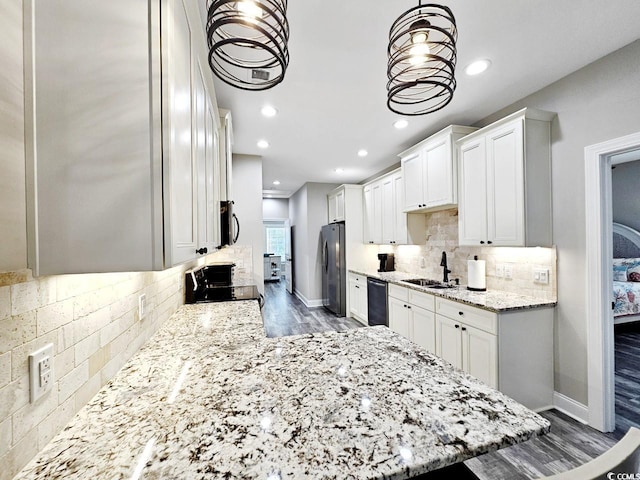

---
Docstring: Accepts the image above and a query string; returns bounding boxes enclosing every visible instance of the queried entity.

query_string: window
[264,224,286,258]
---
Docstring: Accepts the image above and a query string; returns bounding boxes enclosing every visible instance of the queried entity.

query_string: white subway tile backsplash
[0,376,29,421]
[72,307,110,343]
[74,331,100,365]
[0,352,10,389]
[0,417,11,458]
[37,395,74,450]
[0,311,36,355]
[11,386,58,445]
[0,286,10,319]
[55,347,75,381]
[58,360,89,404]
[10,330,57,381]
[36,299,73,336]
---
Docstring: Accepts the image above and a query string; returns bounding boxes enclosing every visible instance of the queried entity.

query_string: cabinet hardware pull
[458,311,464,316]
[480,241,485,245]
[461,327,467,331]
[455,324,460,328]
[196,247,208,255]
[487,240,493,245]
[407,306,411,309]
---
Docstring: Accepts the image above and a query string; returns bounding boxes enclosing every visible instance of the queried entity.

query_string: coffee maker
[377,253,395,272]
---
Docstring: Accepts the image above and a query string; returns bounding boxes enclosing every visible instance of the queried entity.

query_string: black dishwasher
[367,277,388,326]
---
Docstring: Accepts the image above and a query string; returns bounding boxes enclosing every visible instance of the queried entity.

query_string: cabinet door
[363,185,374,244]
[335,189,345,221]
[435,314,463,369]
[402,151,424,211]
[462,324,498,388]
[381,176,395,244]
[411,305,435,354]
[389,297,411,339]
[358,281,368,322]
[371,181,383,244]
[349,280,359,318]
[393,172,408,245]
[167,0,197,266]
[486,119,524,246]
[328,193,338,223]
[425,137,454,207]
[210,108,221,248]
[458,138,487,246]
[194,62,211,255]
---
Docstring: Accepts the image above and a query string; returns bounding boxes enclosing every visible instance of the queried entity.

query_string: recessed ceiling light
[393,119,409,129]
[465,59,491,76]
[261,105,277,117]
[335,168,344,173]
[257,139,269,149]
[357,149,368,157]
[272,180,280,185]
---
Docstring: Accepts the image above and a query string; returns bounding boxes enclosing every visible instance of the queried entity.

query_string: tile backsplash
[390,209,557,301]
[0,247,248,480]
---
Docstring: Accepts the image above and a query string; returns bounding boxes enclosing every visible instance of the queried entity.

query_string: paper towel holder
[467,255,487,292]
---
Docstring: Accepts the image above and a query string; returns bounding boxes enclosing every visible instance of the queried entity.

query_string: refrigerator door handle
[323,241,328,272]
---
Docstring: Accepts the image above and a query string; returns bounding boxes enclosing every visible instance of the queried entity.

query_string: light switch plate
[534,268,550,284]
[29,343,54,403]
[495,264,504,278]
[504,264,513,279]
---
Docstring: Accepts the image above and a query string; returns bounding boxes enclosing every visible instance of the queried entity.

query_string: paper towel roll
[467,258,486,291]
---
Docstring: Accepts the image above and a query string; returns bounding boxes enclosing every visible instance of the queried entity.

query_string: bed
[613,222,640,324]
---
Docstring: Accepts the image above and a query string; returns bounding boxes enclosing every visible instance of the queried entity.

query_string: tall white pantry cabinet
[24,0,224,275]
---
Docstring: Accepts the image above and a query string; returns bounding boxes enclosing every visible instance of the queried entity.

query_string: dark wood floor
[614,322,640,439]
[261,281,638,479]
[262,279,363,338]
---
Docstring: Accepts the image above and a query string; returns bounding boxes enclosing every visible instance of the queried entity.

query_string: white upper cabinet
[362,169,425,245]
[24,0,222,275]
[218,109,233,201]
[457,108,554,247]
[400,126,477,213]
[328,188,346,223]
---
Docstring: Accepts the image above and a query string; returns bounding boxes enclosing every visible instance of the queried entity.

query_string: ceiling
[205,1,640,198]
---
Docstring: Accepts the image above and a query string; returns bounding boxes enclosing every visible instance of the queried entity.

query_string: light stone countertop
[14,301,550,480]
[350,269,557,313]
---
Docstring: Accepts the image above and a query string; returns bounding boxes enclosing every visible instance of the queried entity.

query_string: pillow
[629,264,640,282]
[614,264,628,281]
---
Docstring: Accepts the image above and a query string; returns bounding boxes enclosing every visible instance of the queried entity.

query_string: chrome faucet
[440,251,451,283]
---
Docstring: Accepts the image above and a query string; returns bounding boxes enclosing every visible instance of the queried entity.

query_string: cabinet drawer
[408,289,435,312]
[388,283,409,302]
[349,273,366,285]
[435,298,497,335]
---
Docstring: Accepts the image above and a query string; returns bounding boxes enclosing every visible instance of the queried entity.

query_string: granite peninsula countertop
[15,302,550,480]
[350,269,557,313]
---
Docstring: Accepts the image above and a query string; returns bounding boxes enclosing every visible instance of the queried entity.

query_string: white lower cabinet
[348,273,368,324]
[435,297,553,410]
[388,284,435,354]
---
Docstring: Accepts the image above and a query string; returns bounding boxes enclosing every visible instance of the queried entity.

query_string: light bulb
[237,1,262,19]
[409,43,430,65]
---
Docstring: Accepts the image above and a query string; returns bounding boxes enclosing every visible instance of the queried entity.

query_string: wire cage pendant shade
[387,2,457,116]
[207,0,289,91]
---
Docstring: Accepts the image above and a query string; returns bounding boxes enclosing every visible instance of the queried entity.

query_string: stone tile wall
[0,247,246,480]
[391,209,557,301]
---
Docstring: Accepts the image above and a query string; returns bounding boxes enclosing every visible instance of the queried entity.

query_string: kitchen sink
[403,278,456,289]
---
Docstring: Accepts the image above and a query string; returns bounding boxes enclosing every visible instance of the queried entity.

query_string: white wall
[477,39,640,405]
[288,182,337,306]
[262,198,289,220]
[232,155,264,292]
[613,159,640,232]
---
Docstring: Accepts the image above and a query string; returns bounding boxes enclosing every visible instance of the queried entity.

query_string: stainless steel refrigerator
[321,223,346,316]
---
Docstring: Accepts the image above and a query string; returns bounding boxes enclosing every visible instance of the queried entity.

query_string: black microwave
[220,200,240,246]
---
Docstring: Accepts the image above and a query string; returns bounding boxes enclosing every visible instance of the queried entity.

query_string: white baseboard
[294,290,323,308]
[553,391,589,424]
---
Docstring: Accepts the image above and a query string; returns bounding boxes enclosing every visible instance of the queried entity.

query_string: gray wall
[478,39,640,405]
[288,182,337,305]
[232,155,264,292]
[613,159,640,232]
[262,198,289,220]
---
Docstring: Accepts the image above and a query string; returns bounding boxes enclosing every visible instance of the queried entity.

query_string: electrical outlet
[495,264,504,278]
[534,268,550,284]
[504,264,513,279]
[29,343,54,403]
[139,293,147,319]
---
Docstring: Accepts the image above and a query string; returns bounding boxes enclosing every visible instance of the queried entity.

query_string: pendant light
[387,2,457,116]
[207,0,289,91]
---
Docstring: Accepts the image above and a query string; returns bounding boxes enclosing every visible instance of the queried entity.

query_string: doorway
[586,131,640,432]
